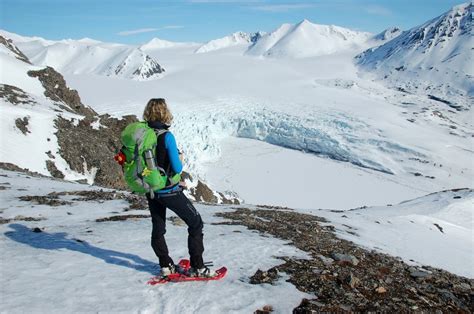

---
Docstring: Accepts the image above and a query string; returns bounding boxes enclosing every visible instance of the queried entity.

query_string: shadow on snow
[4,223,157,275]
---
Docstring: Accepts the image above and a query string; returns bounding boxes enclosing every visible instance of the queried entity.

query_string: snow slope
[246,19,372,58]
[0,30,165,81]
[0,38,95,183]
[0,170,310,313]
[141,37,197,50]
[313,188,474,278]
[0,170,471,313]
[356,2,473,108]
[195,31,263,53]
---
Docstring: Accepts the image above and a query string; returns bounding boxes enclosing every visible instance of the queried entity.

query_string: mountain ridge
[356,2,473,108]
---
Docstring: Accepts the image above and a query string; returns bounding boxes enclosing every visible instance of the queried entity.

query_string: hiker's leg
[160,192,204,269]
[147,195,174,267]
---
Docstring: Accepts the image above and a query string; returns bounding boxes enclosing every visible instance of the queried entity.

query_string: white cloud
[365,5,392,16]
[252,3,317,12]
[118,26,184,36]
[117,28,158,36]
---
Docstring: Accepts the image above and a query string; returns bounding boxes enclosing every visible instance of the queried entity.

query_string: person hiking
[142,98,215,278]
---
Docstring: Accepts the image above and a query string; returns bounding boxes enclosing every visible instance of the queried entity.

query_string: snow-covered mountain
[356,2,473,108]
[0,30,165,81]
[0,35,98,182]
[195,31,264,53]
[373,27,403,42]
[141,37,197,50]
[246,19,372,58]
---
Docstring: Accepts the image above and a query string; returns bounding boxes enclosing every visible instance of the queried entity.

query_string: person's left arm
[164,132,183,174]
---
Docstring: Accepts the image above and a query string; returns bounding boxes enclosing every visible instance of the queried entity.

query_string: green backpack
[120,122,174,197]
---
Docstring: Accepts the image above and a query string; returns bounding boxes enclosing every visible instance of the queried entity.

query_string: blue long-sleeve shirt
[164,132,182,174]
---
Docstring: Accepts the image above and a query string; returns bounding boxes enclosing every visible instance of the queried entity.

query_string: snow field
[0,171,311,313]
[311,189,474,278]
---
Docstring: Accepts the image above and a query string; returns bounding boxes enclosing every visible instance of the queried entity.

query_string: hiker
[142,98,214,278]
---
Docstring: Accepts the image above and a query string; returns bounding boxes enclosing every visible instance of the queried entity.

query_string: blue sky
[0,0,465,44]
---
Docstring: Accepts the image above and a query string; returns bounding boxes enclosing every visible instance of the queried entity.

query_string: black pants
[147,190,204,269]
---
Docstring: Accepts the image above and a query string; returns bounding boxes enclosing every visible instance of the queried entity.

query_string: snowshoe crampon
[147,259,227,285]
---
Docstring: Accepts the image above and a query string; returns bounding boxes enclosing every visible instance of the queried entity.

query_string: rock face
[28,67,96,117]
[0,35,31,64]
[216,208,473,312]
[55,114,137,189]
[0,84,35,105]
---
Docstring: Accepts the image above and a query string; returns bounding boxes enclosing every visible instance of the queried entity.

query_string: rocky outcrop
[0,35,31,64]
[28,67,96,117]
[216,208,473,312]
[15,117,30,134]
[0,84,36,105]
[132,55,165,80]
[55,114,137,189]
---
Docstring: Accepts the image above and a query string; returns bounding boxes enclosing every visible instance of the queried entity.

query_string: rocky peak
[400,2,471,52]
[132,54,165,80]
[113,49,165,81]
[0,35,31,64]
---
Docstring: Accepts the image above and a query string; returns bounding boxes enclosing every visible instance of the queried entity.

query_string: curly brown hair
[143,98,173,125]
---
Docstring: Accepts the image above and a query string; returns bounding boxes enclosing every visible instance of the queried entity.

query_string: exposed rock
[0,84,36,105]
[0,215,46,225]
[332,253,360,266]
[0,35,31,64]
[250,268,280,285]
[409,268,432,279]
[28,67,96,117]
[192,180,218,203]
[254,305,274,314]
[318,254,334,266]
[19,195,72,207]
[216,208,473,312]
[96,214,150,222]
[54,114,137,189]
[190,180,239,204]
[48,190,148,211]
[46,160,65,179]
[0,162,55,179]
[345,273,361,289]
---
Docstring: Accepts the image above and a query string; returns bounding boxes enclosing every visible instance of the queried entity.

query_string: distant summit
[246,19,372,58]
[0,35,31,64]
[357,2,473,108]
[1,31,165,81]
[373,27,402,42]
[195,31,265,53]
[141,37,197,50]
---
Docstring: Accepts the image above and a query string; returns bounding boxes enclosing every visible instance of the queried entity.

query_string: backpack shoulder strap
[154,129,168,139]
